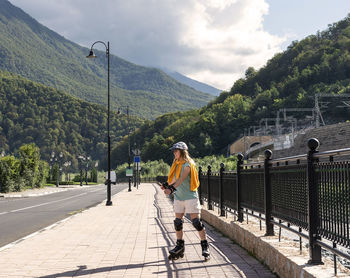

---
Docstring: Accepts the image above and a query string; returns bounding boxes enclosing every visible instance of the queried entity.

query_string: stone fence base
[201,208,350,278]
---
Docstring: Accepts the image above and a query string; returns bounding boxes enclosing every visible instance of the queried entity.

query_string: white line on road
[1,186,105,215]
[9,192,88,213]
[0,186,108,216]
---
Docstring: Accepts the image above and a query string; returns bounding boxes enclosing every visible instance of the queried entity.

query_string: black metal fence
[199,138,350,271]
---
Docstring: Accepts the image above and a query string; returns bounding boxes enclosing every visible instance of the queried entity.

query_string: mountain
[112,15,350,164]
[0,70,145,167]
[162,69,221,96]
[0,0,213,119]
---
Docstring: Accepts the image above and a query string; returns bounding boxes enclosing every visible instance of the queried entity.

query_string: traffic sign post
[126,168,133,177]
[134,156,140,163]
[133,156,141,188]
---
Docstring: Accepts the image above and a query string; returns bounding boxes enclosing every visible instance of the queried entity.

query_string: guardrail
[199,138,350,274]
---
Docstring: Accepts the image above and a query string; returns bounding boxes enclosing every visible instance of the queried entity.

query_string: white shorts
[173,198,201,214]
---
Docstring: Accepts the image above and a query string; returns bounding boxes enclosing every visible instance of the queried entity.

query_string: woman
[161,141,210,261]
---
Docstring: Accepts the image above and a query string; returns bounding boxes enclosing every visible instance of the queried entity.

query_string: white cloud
[11,0,286,90]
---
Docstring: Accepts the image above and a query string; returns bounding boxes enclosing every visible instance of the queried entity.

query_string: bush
[0,143,50,193]
[18,143,41,188]
[0,156,21,192]
[195,155,237,172]
[112,155,237,181]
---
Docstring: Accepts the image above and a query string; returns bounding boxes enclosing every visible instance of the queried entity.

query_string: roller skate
[201,240,210,261]
[168,239,185,260]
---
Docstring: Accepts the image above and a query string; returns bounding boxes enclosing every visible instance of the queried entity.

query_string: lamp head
[86,50,96,58]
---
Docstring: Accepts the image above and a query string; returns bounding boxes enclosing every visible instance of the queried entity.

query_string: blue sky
[10,0,350,90]
[264,0,350,49]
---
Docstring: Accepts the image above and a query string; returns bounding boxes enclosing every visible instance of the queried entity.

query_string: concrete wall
[274,122,350,158]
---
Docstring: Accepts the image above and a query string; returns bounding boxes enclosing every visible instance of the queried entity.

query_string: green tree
[0,156,21,192]
[18,143,40,188]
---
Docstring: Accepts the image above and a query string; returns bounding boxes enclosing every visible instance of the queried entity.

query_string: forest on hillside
[0,71,145,170]
[112,15,350,165]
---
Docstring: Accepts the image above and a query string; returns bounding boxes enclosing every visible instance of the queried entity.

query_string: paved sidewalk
[0,183,276,277]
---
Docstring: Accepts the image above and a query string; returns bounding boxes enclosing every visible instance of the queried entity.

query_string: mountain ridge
[162,69,221,96]
[0,0,213,119]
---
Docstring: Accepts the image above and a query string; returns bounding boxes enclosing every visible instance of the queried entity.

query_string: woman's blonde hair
[179,149,195,165]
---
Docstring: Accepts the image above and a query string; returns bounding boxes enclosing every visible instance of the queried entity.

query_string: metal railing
[199,138,350,274]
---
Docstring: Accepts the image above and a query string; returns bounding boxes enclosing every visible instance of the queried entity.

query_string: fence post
[207,165,213,210]
[264,149,274,236]
[307,138,323,265]
[237,153,244,222]
[219,163,225,216]
[198,166,203,205]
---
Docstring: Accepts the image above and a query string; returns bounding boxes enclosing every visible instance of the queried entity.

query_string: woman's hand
[164,188,171,195]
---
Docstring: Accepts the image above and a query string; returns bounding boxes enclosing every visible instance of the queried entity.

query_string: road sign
[126,168,133,177]
[134,156,140,163]
[133,149,141,156]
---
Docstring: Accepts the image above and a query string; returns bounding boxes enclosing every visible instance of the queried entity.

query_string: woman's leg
[175,212,184,239]
[189,213,206,240]
[190,212,210,259]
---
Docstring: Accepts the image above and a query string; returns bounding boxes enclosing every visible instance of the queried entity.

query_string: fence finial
[308,138,319,151]
[264,149,272,159]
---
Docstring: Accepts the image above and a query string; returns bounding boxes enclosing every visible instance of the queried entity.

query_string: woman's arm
[173,166,190,188]
[164,166,190,195]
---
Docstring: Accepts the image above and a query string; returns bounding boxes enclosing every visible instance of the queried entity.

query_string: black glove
[162,181,169,187]
[161,181,176,194]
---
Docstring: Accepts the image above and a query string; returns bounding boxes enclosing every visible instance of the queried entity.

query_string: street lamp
[63,161,71,183]
[50,151,55,182]
[51,151,63,187]
[94,161,99,183]
[86,41,112,206]
[85,156,90,185]
[118,106,131,192]
[78,155,90,186]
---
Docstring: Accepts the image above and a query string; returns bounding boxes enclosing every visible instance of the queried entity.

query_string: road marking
[9,192,88,213]
[0,186,110,215]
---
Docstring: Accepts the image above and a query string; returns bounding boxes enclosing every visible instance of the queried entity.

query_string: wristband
[168,185,176,194]
[161,181,176,194]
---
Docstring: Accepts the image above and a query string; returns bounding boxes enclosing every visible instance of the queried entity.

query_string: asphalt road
[0,183,128,248]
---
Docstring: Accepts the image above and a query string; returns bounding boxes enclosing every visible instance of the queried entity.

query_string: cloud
[11,0,286,90]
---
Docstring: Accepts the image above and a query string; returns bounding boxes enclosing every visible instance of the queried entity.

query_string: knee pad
[174,218,183,231]
[192,218,204,231]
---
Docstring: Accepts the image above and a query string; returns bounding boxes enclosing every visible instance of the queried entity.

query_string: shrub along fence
[199,138,350,275]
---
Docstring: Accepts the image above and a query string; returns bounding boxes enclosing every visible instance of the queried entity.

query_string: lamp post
[78,155,83,186]
[63,161,71,183]
[118,106,131,192]
[51,151,63,187]
[50,151,55,182]
[78,155,90,186]
[86,41,112,206]
[85,156,90,185]
[94,161,99,183]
